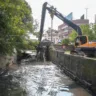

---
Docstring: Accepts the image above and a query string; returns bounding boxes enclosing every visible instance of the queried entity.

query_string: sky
[26,0,96,33]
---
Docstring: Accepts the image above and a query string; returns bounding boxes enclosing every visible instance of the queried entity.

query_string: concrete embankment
[0,54,17,77]
[0,55,16,69]
[50,49,96,94]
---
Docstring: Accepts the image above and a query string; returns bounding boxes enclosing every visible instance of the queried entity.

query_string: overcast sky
[26,0,96,31]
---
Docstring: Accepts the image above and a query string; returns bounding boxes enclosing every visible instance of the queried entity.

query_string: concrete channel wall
[50,49,96,93]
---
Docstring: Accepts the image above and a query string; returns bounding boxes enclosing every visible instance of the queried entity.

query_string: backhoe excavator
[39,2,96,57]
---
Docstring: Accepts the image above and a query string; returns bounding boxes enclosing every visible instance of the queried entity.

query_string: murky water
[0,61,92,96]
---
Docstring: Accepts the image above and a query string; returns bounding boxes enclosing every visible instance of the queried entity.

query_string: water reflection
[0,75,27,96]
[0,62,92,96]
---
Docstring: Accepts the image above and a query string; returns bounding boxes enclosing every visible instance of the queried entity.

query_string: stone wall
[50,49,96,94]
[0,54,17,69]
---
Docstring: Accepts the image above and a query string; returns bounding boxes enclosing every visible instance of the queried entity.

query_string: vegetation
[19,39,39,50]
[69,24,96,43]
[61,38,70,45]
[32,19,40,39]
[0,0,38,55]
[60,24,96,45]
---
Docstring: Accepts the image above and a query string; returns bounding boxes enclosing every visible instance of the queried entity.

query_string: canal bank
[50,49,96,94]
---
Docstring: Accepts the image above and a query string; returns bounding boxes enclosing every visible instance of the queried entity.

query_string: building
[43,19,89,44]
[58,19,89,41]
[43,28,59,44]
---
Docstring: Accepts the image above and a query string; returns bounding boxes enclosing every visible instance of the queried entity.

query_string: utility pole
[85,8,88,19]
[51,18,53,42]
[95,14,96,24]
[49,6,55,42]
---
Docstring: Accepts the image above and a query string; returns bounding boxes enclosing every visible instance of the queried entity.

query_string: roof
[58,19,89,29]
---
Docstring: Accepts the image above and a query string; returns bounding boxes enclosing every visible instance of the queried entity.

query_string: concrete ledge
[50,49,96,94]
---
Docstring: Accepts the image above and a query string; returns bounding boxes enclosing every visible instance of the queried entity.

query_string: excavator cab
[75,36,88,47]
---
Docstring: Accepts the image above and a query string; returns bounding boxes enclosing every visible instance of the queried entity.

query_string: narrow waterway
[2,61,92,96]
[0,61,92,96]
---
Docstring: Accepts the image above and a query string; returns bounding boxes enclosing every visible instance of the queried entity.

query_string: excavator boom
[38,2,96,57]
[39,2,82,41]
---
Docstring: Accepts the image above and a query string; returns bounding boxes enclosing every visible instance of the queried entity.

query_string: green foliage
[61,38,70,45]
[25,40,39,50]
[33,32,40,39]
[32,19,40,39]
[69,24,96,43]
[80,24,93,40]
[92,24,96,40]
[69,30,77,43]
[0,0,35,54]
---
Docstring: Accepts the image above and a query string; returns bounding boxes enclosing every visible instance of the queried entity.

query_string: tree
[69,24,96,43]
[80,24,93,40]
[69,30,77,43]
[32,19,40,39]
[90,24,96,40]
[0,0,34,54]
[61,38,70,45]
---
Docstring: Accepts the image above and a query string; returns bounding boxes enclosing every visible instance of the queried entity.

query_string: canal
[0,61,92,96]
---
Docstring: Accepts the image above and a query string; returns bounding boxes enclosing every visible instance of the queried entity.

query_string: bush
[61,38,70,45]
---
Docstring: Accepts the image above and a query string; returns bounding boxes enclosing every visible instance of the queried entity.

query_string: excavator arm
[39,2,82,41]
[38,2,96,58]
